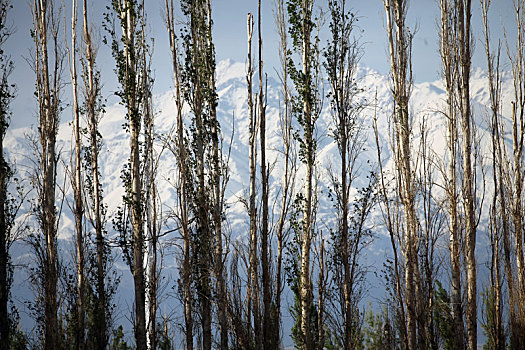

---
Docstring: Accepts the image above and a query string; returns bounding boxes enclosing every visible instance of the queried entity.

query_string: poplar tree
[179,0,225,347]
[0,1,14,348]
[323,1,371,347]
[30,0,64,347]
[81,0,111,347]
[106,1,150,347]
[65,0,86,346]
[286,0,322,348]
[164,1,193,348]
[382,0,420,348]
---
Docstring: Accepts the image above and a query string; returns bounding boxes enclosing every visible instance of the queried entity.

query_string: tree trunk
[32,0,60,347]
[439,1,465,347]
[456,2,477,349]
[67,1,85,347]
[0,1,11,345]
[257,2,272,349]
[383,1,419,348]
[164,2,193,348]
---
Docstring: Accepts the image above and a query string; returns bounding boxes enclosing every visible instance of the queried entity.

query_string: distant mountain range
[4,59,513,345]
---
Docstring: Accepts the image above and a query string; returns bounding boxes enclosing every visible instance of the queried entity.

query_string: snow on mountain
[4,59,512,343]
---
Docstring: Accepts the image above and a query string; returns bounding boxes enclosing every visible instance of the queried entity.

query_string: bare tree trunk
[455,2,477,348]
[383,1,419,348]
[81,0,106,346]
[0,1,12,348]
[165,2,193,348]
[246,12,261,350]
[481,1,504,347]
[509,2,525,343]
[206,0,228,345]
[317,238,325,350]
[32,0,62,347]
[373,103,408,349]
[274,1,293,346]
[66,0,85,347]
[257,2,271,349]
[439,1,465,348]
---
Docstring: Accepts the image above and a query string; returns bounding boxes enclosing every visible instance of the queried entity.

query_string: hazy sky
[5,0,515,130]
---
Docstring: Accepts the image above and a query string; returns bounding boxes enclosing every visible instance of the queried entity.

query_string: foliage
[433,281,456,350]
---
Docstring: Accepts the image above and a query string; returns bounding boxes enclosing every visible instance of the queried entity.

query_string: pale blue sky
[5,0,515,130]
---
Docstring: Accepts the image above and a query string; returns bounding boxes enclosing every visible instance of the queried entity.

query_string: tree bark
[257,2,272,349]
[383,1,419,348]
[165,2,193,347]
[456,2,477,349]
[67,0,85,347]
[439,1,465,347]
[32,0,61,347]
[81,0,106,347]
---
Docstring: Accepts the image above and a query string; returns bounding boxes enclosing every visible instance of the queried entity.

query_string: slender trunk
[0,36,8,349]
[317,239,325,350]
[456,2,477,348]
[0,1,10,342]
[33,1,60,347]
[117,2,147,347]
[510,1,525,334]
[257,2,271,349]
[383,1,418,348]
[164,2,193,348]
[299,3,314,349]
[187,3,211,347]
[82,0,106,345]
[204,3,227,347]
[373,108,408,349]
[0,136,6,350]
[67,1,85,347]
[439,2,465,346]
[247,12,261,349]
[274,1,290,345]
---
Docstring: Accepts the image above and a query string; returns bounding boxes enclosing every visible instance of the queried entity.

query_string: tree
[246,10,261,349]
[30,0,64,347]
[65,0,86,346]
[81,0,111,347]
[273,0,297,346]
[323,1,373,348]
[480,0,505,348]
[178,0,224,348]
[438,1,465,348]
[164,1,193,348]
[286,0,322,347]
[0,1,15,348]
[382,0,420,348]
[105,1,150,347]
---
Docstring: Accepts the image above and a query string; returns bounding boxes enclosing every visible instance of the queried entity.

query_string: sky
[5,0,516,130]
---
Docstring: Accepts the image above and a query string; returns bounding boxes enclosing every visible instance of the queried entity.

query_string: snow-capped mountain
[4,59,512,345]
